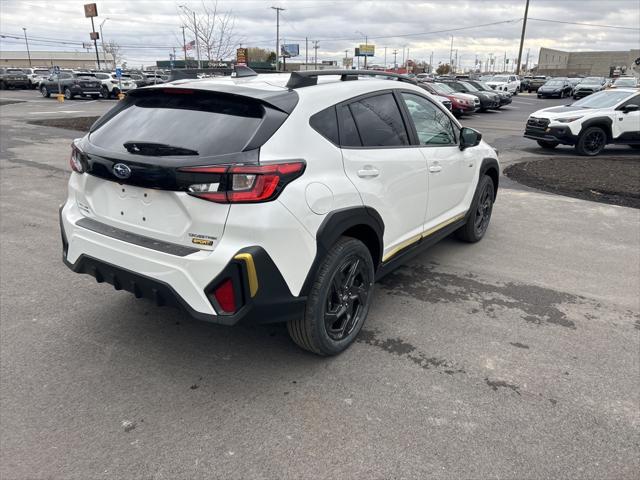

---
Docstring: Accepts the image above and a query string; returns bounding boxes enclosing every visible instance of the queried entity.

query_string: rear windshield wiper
[123,142,198,156]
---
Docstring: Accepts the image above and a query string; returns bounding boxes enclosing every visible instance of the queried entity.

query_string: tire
[64,87,73,100]
[560,90,565,99]
[628,145,640,150]
[287,237,375,356]
[528,88,532,93]
[456,175,495,243]
[537,140,559,149]
[0,81,5,90]
[513,89,518,96]
[573,95,578,99]
[575,126,607,156]
[40,85,50,98]
[101,86,110,99]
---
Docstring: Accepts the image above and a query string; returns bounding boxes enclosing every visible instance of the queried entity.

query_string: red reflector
[212,278,236,313]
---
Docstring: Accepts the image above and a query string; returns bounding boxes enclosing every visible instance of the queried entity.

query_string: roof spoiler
[286,69,418,89]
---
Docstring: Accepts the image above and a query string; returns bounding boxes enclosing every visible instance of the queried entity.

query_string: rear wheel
[40,85,50,98]
[287,237,374,356]
[575,126,607,156]
[456,175,495,243]
[101,86,110,99]
[537,140,559,149]
[64,87,73,100]
[560,90,565,98]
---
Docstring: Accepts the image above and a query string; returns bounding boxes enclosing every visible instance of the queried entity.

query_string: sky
[1,0,639,69]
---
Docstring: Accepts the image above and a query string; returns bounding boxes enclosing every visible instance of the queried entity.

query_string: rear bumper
[60,204,307,326]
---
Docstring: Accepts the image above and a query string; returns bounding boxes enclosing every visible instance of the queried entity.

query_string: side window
[337,105,362,147]
[620,95,640,108]
[309,106,339,145]
[60,73,71,80]
[401,93,456,146]
[348,93,409,147]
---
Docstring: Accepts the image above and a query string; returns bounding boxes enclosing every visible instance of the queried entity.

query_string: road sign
[236,48,248,66]
[281,44,299,58]
[90,31,99,40]
[115,67,122,78]
[84,3,98,17]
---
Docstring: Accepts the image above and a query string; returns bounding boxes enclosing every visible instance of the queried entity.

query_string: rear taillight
[179,161,305,204]
[70,144,85,173]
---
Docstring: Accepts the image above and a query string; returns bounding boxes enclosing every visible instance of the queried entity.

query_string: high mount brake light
[179,161,305,204]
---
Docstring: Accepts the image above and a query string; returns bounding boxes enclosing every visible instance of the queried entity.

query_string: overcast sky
[1,0,639,69]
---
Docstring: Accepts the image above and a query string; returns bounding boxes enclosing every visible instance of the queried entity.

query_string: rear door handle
[429,165,442,173]
[357,168,380,178]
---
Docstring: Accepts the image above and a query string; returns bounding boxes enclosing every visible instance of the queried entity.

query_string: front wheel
[64,87,73,100]
[560,90,565,98]
[456,175,495,243]
[537,140,559,149]
[575,126,607,156]
[101,86,110,99]
[287,237,374,356]
[40,85,50,98]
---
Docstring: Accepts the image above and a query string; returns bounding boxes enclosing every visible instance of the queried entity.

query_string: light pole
[271,6,285,71]
[22,28,31,67]
[355,30,368,69]
[516,0,530,75]
[179,5,201,68]
[99,18,109,70]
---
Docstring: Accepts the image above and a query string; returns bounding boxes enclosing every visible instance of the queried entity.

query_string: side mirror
[622,104,639,113]
[460,127,482,150]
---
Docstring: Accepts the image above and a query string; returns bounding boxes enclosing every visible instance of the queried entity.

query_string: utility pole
[503,51,507,72]
[181,26,187,67]
[344,49,348,70]
[383,46,387,70]
[305,37,308,65]
[449,35,453,69]
[89,16,101,70]
[407,47,410,72]
[402,47,405,69]
[313,40,319,68]
[22,28,31,67]
[524,48,530,74]
[193,11,201,68]
[392,49,398,71]
[429,51,433,73]
[99,18,109,69]
[516,0,530,75]
[454,49,458,73]
[271,6,285,71]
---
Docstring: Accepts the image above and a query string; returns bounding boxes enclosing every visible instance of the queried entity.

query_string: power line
[528,17,640,31]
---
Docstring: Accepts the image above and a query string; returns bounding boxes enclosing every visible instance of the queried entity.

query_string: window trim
[396,90,460,148]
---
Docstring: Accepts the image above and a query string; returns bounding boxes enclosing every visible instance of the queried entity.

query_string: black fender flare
[480,157,499,199]
[580,117,613,141]
[299,206,384,296]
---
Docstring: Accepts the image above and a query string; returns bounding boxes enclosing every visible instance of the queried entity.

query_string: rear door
[338,91,428,260]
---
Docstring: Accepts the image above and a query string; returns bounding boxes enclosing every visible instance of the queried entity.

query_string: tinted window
[338,105,362,147]
[620,94,640,108]
[401,93,456,146]
[90,90,266,157]
[348,93,409,147]
[310,106,339,145]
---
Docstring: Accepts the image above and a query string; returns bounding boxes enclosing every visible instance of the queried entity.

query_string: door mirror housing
[460,127,482,150]
[622,104,639,113]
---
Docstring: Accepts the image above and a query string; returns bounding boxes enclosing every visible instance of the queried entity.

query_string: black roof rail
[285,69,418,89]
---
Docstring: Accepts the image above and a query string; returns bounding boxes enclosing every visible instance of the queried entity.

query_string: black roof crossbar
[286,69,418,89]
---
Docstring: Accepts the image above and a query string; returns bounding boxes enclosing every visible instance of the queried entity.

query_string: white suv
[60,70,499,355]
[94,72,137,98]
[524,89,640,155]
[486,74,520,95]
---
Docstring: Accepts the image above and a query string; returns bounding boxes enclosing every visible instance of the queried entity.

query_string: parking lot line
[28,110,84,114]
[512,100,536,105]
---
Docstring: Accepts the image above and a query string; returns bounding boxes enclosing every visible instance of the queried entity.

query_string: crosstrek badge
[192,237,213,246]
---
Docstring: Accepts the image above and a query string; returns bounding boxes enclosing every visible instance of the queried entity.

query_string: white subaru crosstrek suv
[60,69,499,355]
[524,88,640,155]
[486,74,520,95]
[94,72,137,98]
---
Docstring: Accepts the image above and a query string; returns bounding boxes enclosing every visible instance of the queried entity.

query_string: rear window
[90,89,265,157]
[310,106,339,145]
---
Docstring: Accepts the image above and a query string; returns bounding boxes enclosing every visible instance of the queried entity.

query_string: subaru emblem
[113,163,131,179]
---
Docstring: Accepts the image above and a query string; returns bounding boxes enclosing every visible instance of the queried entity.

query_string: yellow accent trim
[381,212,467,263]
[234,253,259,298]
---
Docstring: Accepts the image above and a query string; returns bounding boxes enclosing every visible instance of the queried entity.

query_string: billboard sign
[236,48,248,65]
[358,44,375,57]
[281,44,300,58]
[84,3,98,17]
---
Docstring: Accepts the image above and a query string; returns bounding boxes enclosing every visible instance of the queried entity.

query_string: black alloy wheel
[324,256,370,341]
[474,180,494,238]
[576,127,607,156]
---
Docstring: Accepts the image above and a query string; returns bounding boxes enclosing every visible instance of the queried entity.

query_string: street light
[99,17,110,70]
[179,4,201,68]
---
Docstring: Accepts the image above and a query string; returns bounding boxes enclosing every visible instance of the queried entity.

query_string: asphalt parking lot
[1,88,639,479]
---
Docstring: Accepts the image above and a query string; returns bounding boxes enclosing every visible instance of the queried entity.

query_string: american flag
[185,40,195,51]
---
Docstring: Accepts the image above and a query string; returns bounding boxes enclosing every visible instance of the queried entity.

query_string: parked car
[525,76,548,93]
[466,80,512,107]
[127,73,147,88]
[143,73,166,85]
[572,77,607,99]
[0,67,29,89]
[93,72,137,98]
[486,74,520,95]
[478,75,494,82]
[21,67,50,89]
[520,75,533,92]
[40,71,102,99]
[537,79,573,99]
[440,79,501,111]
[60,69,499,355]
[418,81,478,116]
[609,77,639,89]
[567,77,582,95]
[524,88,640,155]
[416,73,435,81]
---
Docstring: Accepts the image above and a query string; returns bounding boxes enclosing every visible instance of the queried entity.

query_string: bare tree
[178,0,239,65]
[247,47,275,63]
[103,41,123,69]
